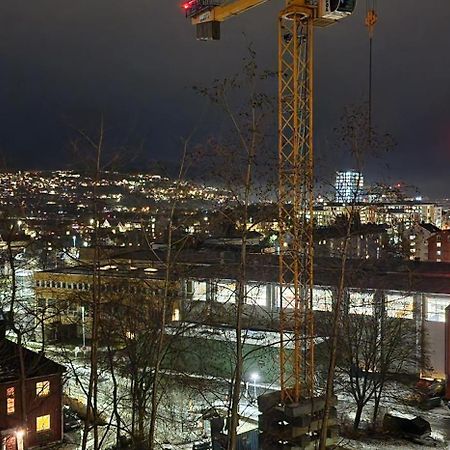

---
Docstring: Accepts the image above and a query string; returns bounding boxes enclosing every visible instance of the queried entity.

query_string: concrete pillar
[413,293,426,376]
[445,305,450,399]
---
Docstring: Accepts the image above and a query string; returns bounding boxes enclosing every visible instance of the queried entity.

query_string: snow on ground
[343,438,446,449]
[336,400,450,449]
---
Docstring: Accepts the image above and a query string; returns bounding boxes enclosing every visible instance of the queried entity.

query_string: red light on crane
[182,0,196,10]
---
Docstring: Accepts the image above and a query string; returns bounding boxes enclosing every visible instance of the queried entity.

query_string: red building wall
[428,231,450,262]
[0,373,62,448]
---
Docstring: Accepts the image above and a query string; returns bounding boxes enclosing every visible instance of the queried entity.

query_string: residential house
[0,322,65,449]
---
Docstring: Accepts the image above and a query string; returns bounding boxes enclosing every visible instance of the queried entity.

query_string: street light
[249,372,259,399]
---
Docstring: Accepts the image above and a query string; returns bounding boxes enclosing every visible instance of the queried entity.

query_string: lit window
[6,387,14,415]
[191,281,207,302]
[386,294,414,319]
[349,291,374,316]
[126,331,135,339]
[36,381,50,397]
[437,242,442,248]
[313,288,333,312]
[36,414,51,432]
[426,296,450,321]
[437,250,441,256]
[172,307,180,321]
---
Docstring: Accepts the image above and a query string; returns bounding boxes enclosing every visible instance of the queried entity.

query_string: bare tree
[334,289,418,430]
[194,46,276,450]
[319,103,395,448]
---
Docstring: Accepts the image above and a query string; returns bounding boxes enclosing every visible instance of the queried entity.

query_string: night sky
[0,1,449,197]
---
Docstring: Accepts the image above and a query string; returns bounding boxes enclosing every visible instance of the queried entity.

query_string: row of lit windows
[36,280,90,290]
[186,280,450,322]
[36,279,162,296]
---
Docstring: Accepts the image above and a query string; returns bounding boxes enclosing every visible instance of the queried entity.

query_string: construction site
[1,1,450,450]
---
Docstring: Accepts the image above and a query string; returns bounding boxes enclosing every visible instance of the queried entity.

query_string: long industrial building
[34,249,450,379]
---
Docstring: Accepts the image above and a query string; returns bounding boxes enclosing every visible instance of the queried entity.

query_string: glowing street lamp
[15,429,25,450]
[249,372,259,398]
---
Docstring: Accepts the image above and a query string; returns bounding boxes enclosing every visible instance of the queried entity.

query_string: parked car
[64,405,82,432]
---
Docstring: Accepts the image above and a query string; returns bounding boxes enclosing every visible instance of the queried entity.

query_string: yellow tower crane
[184,0,356,447]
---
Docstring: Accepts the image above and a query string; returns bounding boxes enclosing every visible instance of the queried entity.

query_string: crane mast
[184,0,356,447]
[277,6,314,403]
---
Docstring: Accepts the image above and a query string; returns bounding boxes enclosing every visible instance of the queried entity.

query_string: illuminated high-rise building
[334,170,364,203]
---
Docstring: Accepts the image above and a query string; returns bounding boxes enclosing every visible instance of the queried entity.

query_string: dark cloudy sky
[0,1,449,197]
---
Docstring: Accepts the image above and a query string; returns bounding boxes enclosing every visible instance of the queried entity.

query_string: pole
[445,306,450,399]
[81,306,86,348]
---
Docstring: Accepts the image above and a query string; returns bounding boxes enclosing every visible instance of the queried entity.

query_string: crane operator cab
[184,0,219,18]
[320,0,356,20]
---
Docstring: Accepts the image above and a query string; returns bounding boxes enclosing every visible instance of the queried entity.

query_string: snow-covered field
[336,396,450,449]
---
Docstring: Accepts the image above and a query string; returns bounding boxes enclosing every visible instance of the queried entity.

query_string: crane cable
[365,0,378,135]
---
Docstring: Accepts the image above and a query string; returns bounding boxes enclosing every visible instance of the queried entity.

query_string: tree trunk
[319,239,351,449]
[148,134,190,449]
[81,122,103,450]
[227,115,254,450]
[353,403,364,431]
[227,279,245,450]
[372,394,381,425]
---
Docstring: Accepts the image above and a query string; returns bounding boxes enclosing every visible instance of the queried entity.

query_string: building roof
[0,338,65,383]
[420,222,441,234]
[315,223,388,239]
